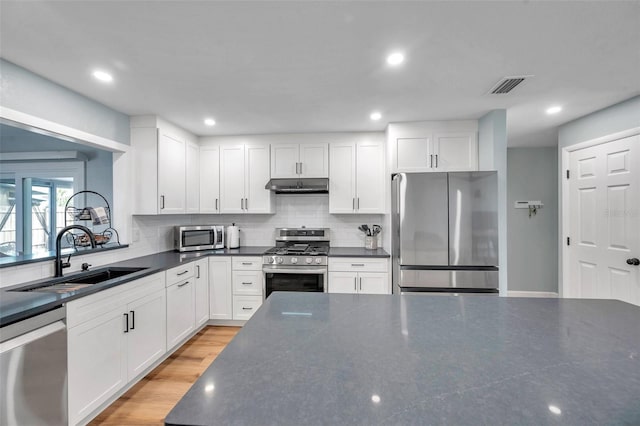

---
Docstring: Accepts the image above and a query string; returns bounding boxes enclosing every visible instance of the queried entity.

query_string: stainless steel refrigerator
[392,172,499,294]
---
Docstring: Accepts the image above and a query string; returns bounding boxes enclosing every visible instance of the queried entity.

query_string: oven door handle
[262,267,326,274]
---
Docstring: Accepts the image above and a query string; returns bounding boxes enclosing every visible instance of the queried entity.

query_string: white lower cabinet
[209,257,233,320]
[67,272,166,425]
[194,258,209,326]
[328,258,390,294]
[231,256,263,320]
[166,277,195,349]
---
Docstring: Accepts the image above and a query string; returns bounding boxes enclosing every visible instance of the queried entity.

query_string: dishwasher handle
[0,321,66,354]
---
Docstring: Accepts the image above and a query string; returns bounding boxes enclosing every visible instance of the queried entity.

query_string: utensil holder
[364,236,378,250]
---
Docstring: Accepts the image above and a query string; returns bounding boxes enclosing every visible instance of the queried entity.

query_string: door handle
[242,307,253,311]
[129,310,135,330]
[357,198,360,210]
[196,265,200,279]
[178,281,190,287]
[435,154,438,168]
[160,195,165,209]
[215,198,218,211]
[627,258,640,266]
[353,198,355,211]
[354,277,357,291]
[177,270,189,276]
[123,313,129,333]
[430,154,433,168]
[245,198,248,210]
[359,277,362,291]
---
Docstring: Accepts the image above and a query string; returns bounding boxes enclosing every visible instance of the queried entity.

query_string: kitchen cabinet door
[220,144,246,214]
[329,142,357,213]
[300,143,329,177]
[271,143,299,178]
[210,257,233,320]
[185,139,200,213]
[68,307,128,426]
[126,288,167,381]
[166,279,195,349]
[158,131,186,214]
[433,132,477,171]
[396,137,432,172]
[356,141,385,214]
[328,271,358,294]
[194,258,210,326]
[199,145,220,213]
[245,143,273,213]
[357,272,389,294]
[232,270,263,295]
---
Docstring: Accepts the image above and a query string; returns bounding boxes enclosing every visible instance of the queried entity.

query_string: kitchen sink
[13,267,148,294]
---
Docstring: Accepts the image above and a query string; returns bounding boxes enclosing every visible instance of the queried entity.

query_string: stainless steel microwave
[174,225,225,252]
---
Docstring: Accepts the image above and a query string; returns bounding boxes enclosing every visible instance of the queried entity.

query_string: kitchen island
[166,292,640,425]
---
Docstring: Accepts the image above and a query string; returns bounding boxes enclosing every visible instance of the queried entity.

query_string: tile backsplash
[0,195,385,287]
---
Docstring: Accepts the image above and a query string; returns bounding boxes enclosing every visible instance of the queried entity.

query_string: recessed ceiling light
[386,52,405,66]
[92,70,113,83]
[370,112,382,121]
[546,106,562,115]
[204,118,216,126]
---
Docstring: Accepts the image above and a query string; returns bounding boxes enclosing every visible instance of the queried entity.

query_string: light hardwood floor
[90,326,241,425]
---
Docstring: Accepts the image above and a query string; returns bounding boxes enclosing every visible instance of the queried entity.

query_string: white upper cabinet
[199,145,220,213]
[131,117,199,215]
[394,132,477,172]
[329,140,384,214]
[270,143,328,178]
[220,143,274,214]
[185,139,200,213]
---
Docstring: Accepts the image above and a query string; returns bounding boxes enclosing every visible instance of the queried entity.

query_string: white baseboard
[508,291,559,298]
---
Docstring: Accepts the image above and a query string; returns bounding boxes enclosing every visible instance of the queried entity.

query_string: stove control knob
[276,257,284,264]
[315,258,322,264]
[291,257,298,264]
[305,258,313,264]
[267,257,274,264]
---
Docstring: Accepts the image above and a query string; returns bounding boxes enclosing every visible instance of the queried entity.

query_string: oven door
[263,266,327,299]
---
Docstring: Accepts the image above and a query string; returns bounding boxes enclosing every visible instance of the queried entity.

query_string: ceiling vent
[488,75,533,94]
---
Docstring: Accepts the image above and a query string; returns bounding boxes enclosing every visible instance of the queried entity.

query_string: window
[0,162,84,257]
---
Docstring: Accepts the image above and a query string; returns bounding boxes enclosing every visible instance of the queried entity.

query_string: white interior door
[569,135,640,305]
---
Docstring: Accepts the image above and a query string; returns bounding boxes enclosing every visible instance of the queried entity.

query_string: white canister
[227,223,240,248]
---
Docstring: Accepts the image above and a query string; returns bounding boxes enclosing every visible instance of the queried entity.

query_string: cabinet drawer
[233,295,263,320]
[166,263,195,286]
[232,271,263,295]
[328,258,388,273]
[232,257,262,271]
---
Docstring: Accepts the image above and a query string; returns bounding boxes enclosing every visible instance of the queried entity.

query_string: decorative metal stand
[64,190,120,250]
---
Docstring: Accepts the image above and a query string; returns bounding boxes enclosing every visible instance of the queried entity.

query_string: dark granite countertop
[328,247,389,258]
[0,246,270,327]
[165,292,640,426]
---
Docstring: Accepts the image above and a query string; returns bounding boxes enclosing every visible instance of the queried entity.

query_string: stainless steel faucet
[54,225,97,277]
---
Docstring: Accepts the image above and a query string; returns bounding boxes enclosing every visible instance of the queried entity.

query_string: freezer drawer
[397,268,499,290]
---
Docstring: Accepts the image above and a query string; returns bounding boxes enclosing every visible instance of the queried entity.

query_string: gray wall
[0,59,130,144]
[507,148,558,293]
[478,109,508,295]
[558,95,640,148]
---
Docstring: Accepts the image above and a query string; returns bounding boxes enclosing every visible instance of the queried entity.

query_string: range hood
[265,178,329,194]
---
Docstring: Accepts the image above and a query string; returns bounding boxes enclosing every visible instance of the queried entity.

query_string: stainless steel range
[262,228,329,298]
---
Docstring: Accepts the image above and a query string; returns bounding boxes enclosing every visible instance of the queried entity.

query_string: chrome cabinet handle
[351,263,365,267]
[196,265,200,279]
[242,262,252,265]
[215,198,219,211]
[357,198,360,210]
[435,154,438,168]
[160,195,165,209]
[130,310,135,330]
[124,313,129,333]
[354,277,357,291]
[241,198,244,210]
[242,282,253,285]
[353,198,355,211]
[245,198,248,210]
[178,281,190,287]
[177,270,189,276]
[359,277,362,291]
[429,155,433,168]
[242,307,253,310]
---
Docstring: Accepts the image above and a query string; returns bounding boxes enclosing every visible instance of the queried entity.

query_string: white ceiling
[1,1,639,147]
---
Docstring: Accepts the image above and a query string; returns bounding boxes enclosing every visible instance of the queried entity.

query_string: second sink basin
[13,266,148,293]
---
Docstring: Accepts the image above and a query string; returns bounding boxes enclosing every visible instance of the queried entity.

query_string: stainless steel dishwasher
[0,307,67,426]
